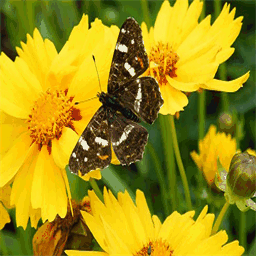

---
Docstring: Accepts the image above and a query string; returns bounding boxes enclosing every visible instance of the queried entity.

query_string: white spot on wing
[134,82,142,112]
[131,39,134,44]
[72,152,76,158]
[95,137,108,146]
[124,62,135,76]
[81,139,89,151]
[84,157,88,162]
[118,44,128,53]
[112,124,134,146]
[121,28,126,33]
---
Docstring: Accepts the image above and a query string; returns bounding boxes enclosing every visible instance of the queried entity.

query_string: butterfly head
[97,92,107,105]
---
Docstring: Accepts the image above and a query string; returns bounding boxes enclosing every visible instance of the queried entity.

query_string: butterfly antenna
[92,55,102,92]
[74,96,97,105]
[74,55,102,105]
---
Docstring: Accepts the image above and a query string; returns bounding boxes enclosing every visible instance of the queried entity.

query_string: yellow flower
[66,188,244,256]
[141,0,249,115]
[0,15,119,227]
[191,125,237,185]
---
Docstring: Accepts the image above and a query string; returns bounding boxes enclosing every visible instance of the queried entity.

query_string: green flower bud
[218,112,235,135]
[227,152,256,198]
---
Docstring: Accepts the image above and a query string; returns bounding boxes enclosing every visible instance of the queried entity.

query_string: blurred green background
[0,0,255,255]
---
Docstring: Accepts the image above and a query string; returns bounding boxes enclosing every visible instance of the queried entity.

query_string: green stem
[147,143,171,216]
[198,90,206,141]
[170,115,192,210]
[159,115,177,211]
[89,178,103,202]
[239,212,246,251]
[102,166,135,201]
[198,0,206,141]
[212,201,230,234]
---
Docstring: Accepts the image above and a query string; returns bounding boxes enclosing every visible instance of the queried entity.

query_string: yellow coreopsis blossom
[141,0,249,115]
[66,188,244,256]
[191,125,237,185]
[0,15,119,227]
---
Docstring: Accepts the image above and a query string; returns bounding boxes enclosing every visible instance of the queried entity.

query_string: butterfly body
[98,92,140,123]
[69,18,163,175]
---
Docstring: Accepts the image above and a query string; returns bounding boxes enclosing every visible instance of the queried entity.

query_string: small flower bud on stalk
[227,152,256,198]
[218,112,235,135]
[221,152,256,211]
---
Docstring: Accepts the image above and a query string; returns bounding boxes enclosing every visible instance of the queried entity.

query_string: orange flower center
[135,240,173,256]
[27,88,78,148]
[148,42,179,85]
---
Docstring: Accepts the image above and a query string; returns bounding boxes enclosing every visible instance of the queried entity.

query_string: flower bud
[227,152,256,198]
[218,112,235,135]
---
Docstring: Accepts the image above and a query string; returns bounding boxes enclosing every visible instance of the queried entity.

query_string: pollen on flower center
[27,88,74,147]
[149,42,179,85]
[135,240,173,256]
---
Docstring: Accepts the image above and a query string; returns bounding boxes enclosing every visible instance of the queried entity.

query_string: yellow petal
[159,84,188,115]
[0,53,42,117]
[0,203,10,229]
[220,240,244,255]
[0,184,12,209]
[0,111,27,155]
[31,146,68,222]
[16,28,58,89]
[174,0,203,50]
[80,169,102,181]
[65,14,89,50]
[216,48,234,64]
[10,144,38,228]
[81,210,108,252]
[66,251,108,256]
[52,127,78,169]
[141,22,151,53]
[203,71,250,92]
[152,215,162,237]
[100,217,132,254]
[176,62,219,84]
[118,191,147,248]
[166,0,188,48]
[30,208,41,229]
[154,0,172,44]
[136,190,155,241]
[0,132,33,187]
[177,15,211,56]
[0,98,29,119]
[166,76,199,92]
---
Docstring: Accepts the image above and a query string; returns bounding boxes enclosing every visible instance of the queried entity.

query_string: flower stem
[170,115,192,210]
[147,143,171,216]
[159,114,177,211]
[198,0,206,141]
[198,91,206,141]
[212,201,230,235]
[239,212,246,251]
[89,178,103,202]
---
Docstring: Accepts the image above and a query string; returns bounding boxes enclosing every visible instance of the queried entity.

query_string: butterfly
[69,17,163,175]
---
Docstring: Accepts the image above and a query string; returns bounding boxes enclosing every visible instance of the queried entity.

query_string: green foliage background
[0,0,255,255]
